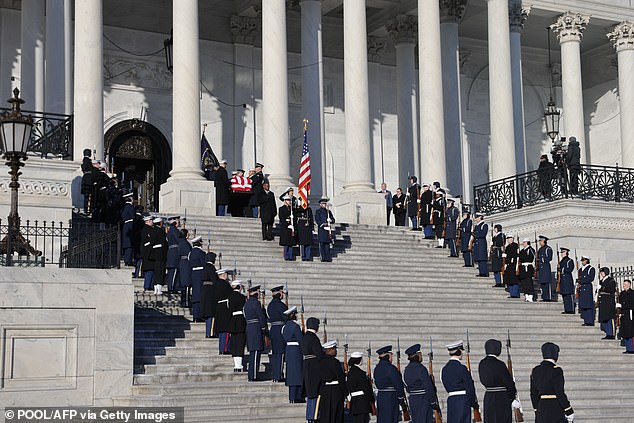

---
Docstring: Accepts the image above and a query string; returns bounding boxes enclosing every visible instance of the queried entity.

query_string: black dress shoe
[492,284,504,288]
[582,323,594,326]
[623,351,634,354]
[601,336,615,340]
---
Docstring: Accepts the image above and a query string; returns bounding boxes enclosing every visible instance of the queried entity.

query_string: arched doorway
[105,119,172,212]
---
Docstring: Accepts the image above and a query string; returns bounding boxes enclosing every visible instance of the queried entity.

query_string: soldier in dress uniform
[530,342,575,423]
[459,211,473,267]
[373,345,406,423]
[268,285,288,382]
[258,180,277,241]
[177,229,192,307]
[140,214,154,291]
[420,183,434,238]
[432,191,446,246]
[473,214,489,277]
[445,198,459,257]
[558,247,575,313]
[317,340,348,423]
[618,279,634,353]
[214,268,233,354]
[187,236,206,322]
[228,280,247,372]
[406,176,421,230]
[315,198,335,262]
[537,235,554,302]
[200,251,218,338]
[296,202,315,261]
[441,341,479,423]
[244,285,268,381]
[279,186,299,208]
[279,195,296,261]
[519,239,536,303]
[346,351,375,423]
[503,236,520,298]
[150,217,168,295]
[120,193,135,266]
[302,317,324,422]
[598,267,617,339]
[403,343,440,423]
[132,204,144,278]
[578,255,596,326]
[282,306,305,402]
[490,225,505,287]
[249,162,265,218]
[165,216,181,293]
[477,339,517,423]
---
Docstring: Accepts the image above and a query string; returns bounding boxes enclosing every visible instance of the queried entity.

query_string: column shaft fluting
[20,0,45,112]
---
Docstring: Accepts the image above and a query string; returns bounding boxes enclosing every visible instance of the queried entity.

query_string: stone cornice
[386,15,417,45]
[509,2,531,33]
[440,0,469,24]
[607,21,634,53]
[230,15,260,45]
[551,11,590,44]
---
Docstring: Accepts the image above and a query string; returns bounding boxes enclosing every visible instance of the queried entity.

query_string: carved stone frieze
[103,55,172,90]
[440,0,468,24]
[607,21,634,52]
[0,179,69,197]
[230,15,260,45]
[551,11,590,43]
[116,136,154,160]
[386,15,417,45]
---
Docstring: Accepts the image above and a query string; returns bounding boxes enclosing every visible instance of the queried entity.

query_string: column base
[159,178,216,216]
[332,191,386,225]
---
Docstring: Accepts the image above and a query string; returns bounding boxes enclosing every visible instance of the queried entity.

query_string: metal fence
[611,266,634,289]
[473,164,634,215]
[0,220,120,268]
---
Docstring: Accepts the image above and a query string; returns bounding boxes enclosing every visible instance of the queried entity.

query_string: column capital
[608,21,634,52]
[551,11,590,44]
[508,1,531,33]
[230,15,260,44]
[440,0,468,24]
[386,14,417,45]
[367,36,388,62]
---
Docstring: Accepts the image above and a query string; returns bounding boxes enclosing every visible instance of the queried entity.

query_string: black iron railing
[473,164,634,215]
[611,266,634,288]
[0,108,73,159]
[0,220,120,268]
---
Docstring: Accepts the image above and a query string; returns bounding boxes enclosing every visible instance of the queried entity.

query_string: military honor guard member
[373,345,406,423]
[346,351,375,423]
[473,214,489,277]
[441,341,479,423]
[268,285,289,382]
[403,343,440,423]
[519,239,536,303]
[618,279,634,353]
[215,159,230,216]
[432,190,446,246]
[317,340,348,423]
[301,317,324,423]
[578,255,596,326]
[530,342,575,423]
[406,176,421,229]
[537,235,554,301]
[188,236,206,322]
[200,251,218,337]
[557,248,575,313]
[244,285,268,381]
[214,268,233,354]
[177,229,192,307]
[279,186,299,208]
[150,216,168,294]
[445,199,459,257]
[315,198,335,262]
[282,306,305,402]
[140,214,155,291]
[228,280,247,372]
[477,339,518,423]
[459,211,473,267]
[490,225,505,287]
[296,201,315,261]
[258,180,277,241]
[598,267,617,339]
[120,193,135,266]
[279,195,296,261]
[249,162,265,217]
[420,183,434,238]
[392,188,407,227]
[503,235,520,297]
[165,216,181,293]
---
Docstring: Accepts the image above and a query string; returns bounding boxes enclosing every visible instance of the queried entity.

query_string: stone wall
[0,268,133,406]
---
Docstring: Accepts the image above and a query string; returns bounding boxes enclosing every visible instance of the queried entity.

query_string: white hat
[219,159,227,164]
[143,215,153,221]
[191,236,203,243]
[123,192,133,198]
[230,279,243,287]
[231,170,238,175]
[322,340,337,349]
[581,255,590,261]
[216,268,230,275]
[153,217,163,224]
[284,306,298,315]
[446,340,464,351]
[522,238,531,243]
[282,195,291,201]
[350,351,363,359]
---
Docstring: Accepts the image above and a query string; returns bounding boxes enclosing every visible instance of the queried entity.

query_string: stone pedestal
[159,179,216,216]
[333,191,386,225]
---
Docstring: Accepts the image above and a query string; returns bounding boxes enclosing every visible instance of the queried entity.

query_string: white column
[45,0,66,114]
[64,0,73,115]
[334,0,385,225]
[301,0,325,203]
[509,2,530,174]
[387,15,417,188]
[262,0,292,192]
[73,0,103,160]
[551,12,590,163]
[608,21,634,168]
[418,0,446,186]
[159,0,215,215]
[20,0,45,112]
[486,0,516,180]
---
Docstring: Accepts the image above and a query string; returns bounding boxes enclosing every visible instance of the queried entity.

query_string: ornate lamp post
[164,30,173,73]
[0,88,39,264]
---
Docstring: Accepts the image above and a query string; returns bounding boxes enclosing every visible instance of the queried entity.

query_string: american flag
[298,119,311,208]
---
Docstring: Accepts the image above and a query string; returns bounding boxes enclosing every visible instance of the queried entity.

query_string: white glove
[512,399,521,409]
[406,192,411,197]
[417,199,421,203]
[616,303,622,308]
[502,253,507,258]
[566,413,575,422]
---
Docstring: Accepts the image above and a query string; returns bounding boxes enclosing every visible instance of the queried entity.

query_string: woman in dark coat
[392,188,407,227]
[296,203,314,261]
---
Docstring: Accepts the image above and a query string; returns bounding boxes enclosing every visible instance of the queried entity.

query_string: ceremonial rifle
[556,243,561,294]
[289,199,295,238]
[344,334,350,409]
[218,252,222,269]
[616,281,621,333]
[396,337,412,421]
[506,330,524,422]
[468,221,474,252]
[574,249,580,302]
[261,282,271,349]
[534,231,539,281]
[367,341,377,416]
[442,200,448,240]
[515,234,521,276]
[323,312,328,343]
[207,229,211,252]
[501,236,508,275]
[428,337,443,423]
[284,281,289,308]
[183,208,187,229]
[465,330,482,422]
[300,295,306,333]
[416,184,422,224]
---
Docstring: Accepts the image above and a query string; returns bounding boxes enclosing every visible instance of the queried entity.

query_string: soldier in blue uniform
[278,196,296,261]
[503,236,520,298]
[403,343,440,423]
[537,235,554,302]
[282,306,304,402]
[519,239,536,303]
[346,351,375,423]
[214,268,233,354]
[176,229,191,307]
[244,285,268,381]
[445,199,459,257]
[267,285,288,382]
[301,317,324,422]
[578,255,596,326]
[598,267,617,339]
[317,340,348,423]
[187,236,206,322]
[530,342,574,423]
[315,198,335,262]
[558,248,575,313]
[459,211,473,267]
[165,216,181,293]
[491,225,505,287]
[477,339,517,423]
[228,280,246,372]
[373,345,406,423]
[441,341,479,423]
[120,193,135,266]
[473,214,489,277]
[140,214,154,290]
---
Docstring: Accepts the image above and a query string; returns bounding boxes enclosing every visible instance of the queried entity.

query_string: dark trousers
[166,267,177,292]
[192,301,201,320]
[477,261,488,276]
[352,413,370,423]
[283,246,294,260]
[625,338,633,352]
[134,258,142,278]
[180,287,190,307]
[409,216,418,229]
[143,271,154,290]
[394,213,406,226]
[562,294,575,313]
[569,168,580,194]
[261,221,274,240]
[509,284,521,298]
[601,319,615,337]
[271,352,284,381]
[319,242,332,262]
[123,247,134,265]
[447,239,457,257]
[252,206,259,218]
[289,385,303,402]
[494,272,502,286]
[217,204,227,216]
[219,332,231,354]
[301,245,312,261]
[386,207,391,225]
[581,308,594,325]
[462,251,473,267]
[541,282,552,301]
[248,349,261,381]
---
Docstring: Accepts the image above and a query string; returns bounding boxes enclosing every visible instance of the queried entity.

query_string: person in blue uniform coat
[282,306,304,403]
[165,216,181,293]
[537,235,554,301]
[177,229,192,307]
[267,285,288,382]
[301,317,324,422]
[459,211,473,267]
[227,280,247,372]
[214,268,233,354]
[519,239,536,303]
[244,285,268,381]
[578,255,596,326]
[315,198,335,262]
[373,345,406,423]
[530,342,574,423]
[120,193,135,266]
[140,214,154,290]
[490,225,505,287]
[441,341,479,423]
[403,343,440,423]
[477,339,517,423]
[278,196,296,261]
[346,351,375,423]
[473,214,489,277]
[317,340,348,423]
[558,248,575,314]
[445,199,459,258]
[187,236,206,322]
[598,267,617,339]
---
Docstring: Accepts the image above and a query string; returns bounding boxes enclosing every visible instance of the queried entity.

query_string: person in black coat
[296,203,314,261]
[420,184,434,238]
[315,199,335,262]
[566,136,581,195]
[302,317,324,422]
[478,339,517,423]
[618,280,634,353]
[432,191,445,245]
[598,267,617,340]
[258,180,277,241]
[177,229,192,307]
[445,198,459,257]
[530,342,574,423]
[120,194,136,266]
[519,240,537,303]
[392,188,407,227]
[214,268,233,354]
[503,236,520,298]
[537,154,555,200]
[215,160,230,216]
[140,215,155,291]
[491,225,505,287]
[149,217,168,295]
[346,351,375,423]
[278,196,296,261]
[460,211,473,267]
[406,176,421,229]
[227,280,247,372]
[317,340,348,423]
[200,251,218,338]
[249,162,265,217]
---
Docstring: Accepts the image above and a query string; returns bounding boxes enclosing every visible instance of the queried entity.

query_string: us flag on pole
[298,119,311,208]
